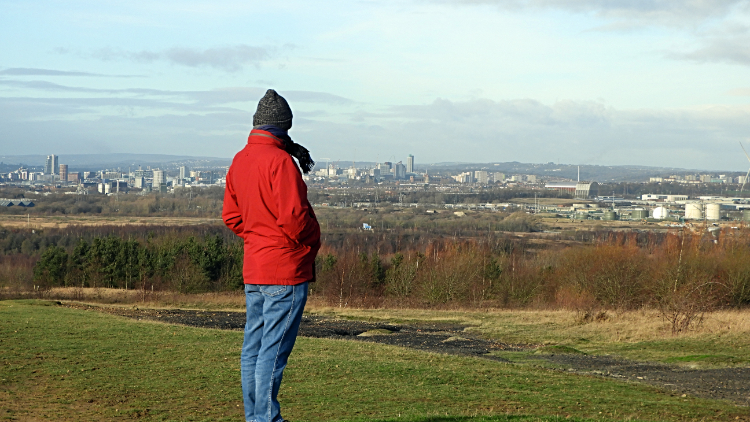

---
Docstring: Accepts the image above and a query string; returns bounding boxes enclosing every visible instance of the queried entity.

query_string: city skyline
[2,1,750,170]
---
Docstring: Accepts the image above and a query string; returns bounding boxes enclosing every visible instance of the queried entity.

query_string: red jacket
[222,129,321,285]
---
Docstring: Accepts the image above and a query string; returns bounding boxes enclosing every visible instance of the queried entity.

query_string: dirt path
[68,304,750,407]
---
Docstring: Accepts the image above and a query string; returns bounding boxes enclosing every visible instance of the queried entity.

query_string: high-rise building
[179,166,188,180]
[153,170,165,187]
[407,154,414,173]
[475,171,489,184]
[378,162,393,175]
[59,164,68,183]
[395,162,406,179]
[45,155,58,175]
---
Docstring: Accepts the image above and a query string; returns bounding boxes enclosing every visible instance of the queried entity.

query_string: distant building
[641,194,688,202]
[475,171,489,184]
[67,172,80,183]
[545,181,598,199]
[394,162,406,179]
[98,182,111,194]
[407,154,414,173]
[45,155,58,175]
[179,166,188,180]
[153,170,165,187]
[59,164,68,183]
[378,162,392,174]
[453,172,473,183]
[135,167,152,178]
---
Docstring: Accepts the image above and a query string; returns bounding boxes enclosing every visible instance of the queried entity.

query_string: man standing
[223,89,320,422]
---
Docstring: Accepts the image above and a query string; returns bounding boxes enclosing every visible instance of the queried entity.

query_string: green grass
[535,345,587,355]
[1,300,747,422]
[581,338,750,368]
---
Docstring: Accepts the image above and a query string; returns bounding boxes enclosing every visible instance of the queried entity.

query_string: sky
[2,0,750,170]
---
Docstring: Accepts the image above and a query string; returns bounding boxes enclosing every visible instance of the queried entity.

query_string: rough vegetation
[2,221,750,335]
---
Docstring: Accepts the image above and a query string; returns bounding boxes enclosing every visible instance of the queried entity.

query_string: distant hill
[422,162,743,182]
[0,154,231,171]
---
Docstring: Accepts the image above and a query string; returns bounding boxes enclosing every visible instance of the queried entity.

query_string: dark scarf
[254,125,315,174]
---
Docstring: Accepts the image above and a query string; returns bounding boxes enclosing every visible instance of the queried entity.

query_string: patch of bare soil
[67,303,750,407]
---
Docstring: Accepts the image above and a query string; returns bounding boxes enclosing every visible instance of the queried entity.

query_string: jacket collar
[248,129,285,148]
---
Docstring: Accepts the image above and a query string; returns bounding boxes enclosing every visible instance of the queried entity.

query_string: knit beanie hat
[253,89,293,130]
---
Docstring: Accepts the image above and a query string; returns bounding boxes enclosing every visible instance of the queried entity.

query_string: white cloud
[0,67,140,77]
[3,94,750,169]
[670,34,750,65]
[435,0,749,26]
[299,98,750,170]
[0,81,353,108]
[84,44,280,71]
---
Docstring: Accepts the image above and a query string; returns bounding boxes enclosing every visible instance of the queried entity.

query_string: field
[0,214,224,229]
[3,299,749,421]
[3,210,750,421]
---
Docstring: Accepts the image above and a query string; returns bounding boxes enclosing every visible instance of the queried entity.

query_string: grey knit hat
[253,89,293,130]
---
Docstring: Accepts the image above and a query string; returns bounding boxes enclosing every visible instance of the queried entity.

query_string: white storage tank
[684,203,703,220]
[652,206,669,220]
[706,203,721,221]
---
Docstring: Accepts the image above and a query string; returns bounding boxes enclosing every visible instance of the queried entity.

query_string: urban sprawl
[2,153,750,224]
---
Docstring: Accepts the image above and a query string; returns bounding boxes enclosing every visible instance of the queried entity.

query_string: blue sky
[2,0,750,170]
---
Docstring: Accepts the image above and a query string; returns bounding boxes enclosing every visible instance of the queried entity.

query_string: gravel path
[68,304,750,407]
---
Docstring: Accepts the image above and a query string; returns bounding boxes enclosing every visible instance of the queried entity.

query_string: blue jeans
[242,282,308,422]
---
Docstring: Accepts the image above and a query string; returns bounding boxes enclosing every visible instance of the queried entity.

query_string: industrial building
[545,181,598,199]
[641,194,688,202]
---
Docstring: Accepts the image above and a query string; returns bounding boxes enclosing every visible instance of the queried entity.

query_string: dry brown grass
[0,214,223,229]
[303,305,750,345]
[43,287,245,310]
[40,288,750,344]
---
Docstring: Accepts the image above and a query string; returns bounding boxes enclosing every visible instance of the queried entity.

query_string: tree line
[1,222,749,333]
